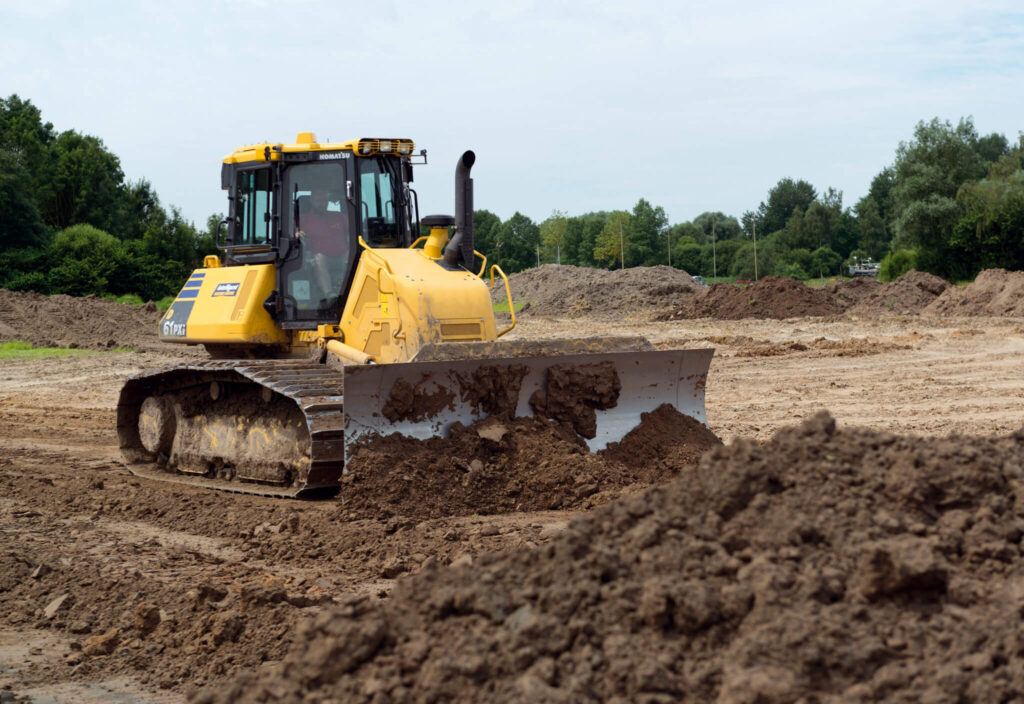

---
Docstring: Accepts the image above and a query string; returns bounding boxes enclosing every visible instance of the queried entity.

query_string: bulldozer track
[117,359,345,498]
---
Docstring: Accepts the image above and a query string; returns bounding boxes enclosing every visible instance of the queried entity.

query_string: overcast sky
[3,0,1022,228]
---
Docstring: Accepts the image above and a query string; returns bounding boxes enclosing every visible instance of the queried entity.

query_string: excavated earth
[3,277,1024,701]
[201,412,1024,703]
[0,289,168,351]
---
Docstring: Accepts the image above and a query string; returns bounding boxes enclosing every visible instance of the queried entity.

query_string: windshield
[280,161,353,321]
[359,157,403,246]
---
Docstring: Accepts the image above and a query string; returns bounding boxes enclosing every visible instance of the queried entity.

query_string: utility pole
[667,227,672,267]
[753,222,758,281]
[712,217,717,281]
[536,244,540,268]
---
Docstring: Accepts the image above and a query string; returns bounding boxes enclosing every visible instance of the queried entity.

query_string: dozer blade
[341,346,714,462]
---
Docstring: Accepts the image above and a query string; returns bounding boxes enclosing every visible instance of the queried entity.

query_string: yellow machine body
[159,263,289,346]
[159,241,502,362]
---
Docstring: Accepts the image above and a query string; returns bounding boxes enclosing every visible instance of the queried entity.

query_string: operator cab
[219,135,420,328]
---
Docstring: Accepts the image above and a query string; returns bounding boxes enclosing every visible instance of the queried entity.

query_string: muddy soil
[343,407,720,520]
[3,288,1024,700]
[200,412,1024,703]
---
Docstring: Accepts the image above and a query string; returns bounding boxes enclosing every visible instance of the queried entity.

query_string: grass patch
[0,341,96,360]
[157,296,176,311]
[493,300,528,313]
[100,293,147,306]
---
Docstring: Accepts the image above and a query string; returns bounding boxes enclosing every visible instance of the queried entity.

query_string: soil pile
[659,276,846,320]
[341,405,722,520]
[829,276,883,305]
[498,264,700,317]
[0,289,166,351]
[926,268,1024,317]
[850,270,951,315]
[200,412,1024,704]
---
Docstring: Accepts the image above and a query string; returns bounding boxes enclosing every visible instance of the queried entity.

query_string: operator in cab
[295,188,349,298]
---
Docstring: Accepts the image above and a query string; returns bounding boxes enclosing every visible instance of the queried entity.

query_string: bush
[777,262,811,280]
[48,224,124,296]
[878,248,918,282]
[2,271,49,293]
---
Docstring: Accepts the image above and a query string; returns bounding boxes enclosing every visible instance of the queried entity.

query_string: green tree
[471,209,502,266]
[593,210,632,269]
[950,156,1024,274]
[630,198,669,265]
[854,196,889,260]
[539,210,568,264]
[811,246,842,277]
[744,178,817,236]
[44,130,126,232]
[889,117,1004,277]
[577,212,607,267]
[493,212,540,273]
[0,150,47,250]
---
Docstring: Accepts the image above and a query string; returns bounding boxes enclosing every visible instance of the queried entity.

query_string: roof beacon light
[380,140,392,153]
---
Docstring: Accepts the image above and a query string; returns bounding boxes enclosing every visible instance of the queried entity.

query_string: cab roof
[223,133,414,164]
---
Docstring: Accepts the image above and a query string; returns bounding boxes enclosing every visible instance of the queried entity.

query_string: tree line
[3,93,1023,303]
[475,117,1024,283]
[0,95,217,301]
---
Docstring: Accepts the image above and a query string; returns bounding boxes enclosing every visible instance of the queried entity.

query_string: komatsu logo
[212,282,240,297]
[160,301,193,338]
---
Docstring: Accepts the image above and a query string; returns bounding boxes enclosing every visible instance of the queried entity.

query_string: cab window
[359,159,400,245]
[234,169,272,245]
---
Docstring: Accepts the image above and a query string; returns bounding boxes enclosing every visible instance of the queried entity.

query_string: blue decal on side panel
[183,280,203,289]
[212,282,240,297]
[190,272,206,279]
[160,301,194,338]
[177,289,199,299]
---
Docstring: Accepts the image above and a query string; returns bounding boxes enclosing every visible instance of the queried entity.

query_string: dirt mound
[926,268,1024,317]
[341,405,722,520]
[498,264,700,317]
[660,276,846,320]
[829,276,883,305]
[199,412,1024,704]
[0,289,167,351]
[850,270,951,315]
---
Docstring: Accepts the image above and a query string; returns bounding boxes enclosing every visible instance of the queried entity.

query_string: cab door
[277,160,357,326]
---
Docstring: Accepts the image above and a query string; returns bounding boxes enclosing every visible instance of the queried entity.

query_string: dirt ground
[3,301,1024,700]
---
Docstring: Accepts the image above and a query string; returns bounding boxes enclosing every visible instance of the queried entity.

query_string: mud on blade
[342,347,713,463]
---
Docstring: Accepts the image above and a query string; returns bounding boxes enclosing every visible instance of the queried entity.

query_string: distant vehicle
[848,257,880,277]
[736,279,752,285]
[693,275,707,286]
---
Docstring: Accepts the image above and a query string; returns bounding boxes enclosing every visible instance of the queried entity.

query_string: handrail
[488,264,516,338]
[410,235,428,249]
[358,236,393,274]
[473,250,487,277]
[374,265,406,342]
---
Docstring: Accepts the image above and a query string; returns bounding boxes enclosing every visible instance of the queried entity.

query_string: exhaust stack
[444,150,475,268]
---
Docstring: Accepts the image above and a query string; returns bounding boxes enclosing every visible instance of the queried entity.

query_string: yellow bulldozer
[116,133,713,497]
